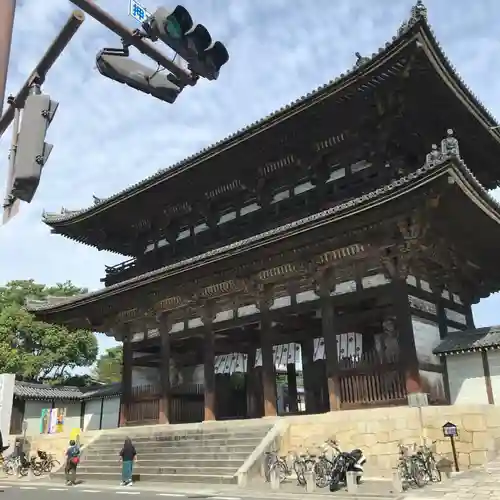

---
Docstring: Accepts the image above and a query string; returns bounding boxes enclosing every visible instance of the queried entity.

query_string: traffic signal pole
[69,0,197,87]
[0,10,85,140]
[0,0,16,120]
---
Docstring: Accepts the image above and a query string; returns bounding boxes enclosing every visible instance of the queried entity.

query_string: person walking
[119,437,137,486]
[65,439,81,486]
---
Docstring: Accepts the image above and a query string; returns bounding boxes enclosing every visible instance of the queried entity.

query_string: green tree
[92,346,122,384]
[0,279,98,381]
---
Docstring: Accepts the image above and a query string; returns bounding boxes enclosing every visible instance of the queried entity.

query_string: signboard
[442,421,458,437]
[0,374,15,439]
[129,0,151,23]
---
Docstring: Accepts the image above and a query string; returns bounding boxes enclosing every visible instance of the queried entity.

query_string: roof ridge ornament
[354,52,370,68]
[398,1,428,36]
[92,195,104,205]
[425,129,460,167]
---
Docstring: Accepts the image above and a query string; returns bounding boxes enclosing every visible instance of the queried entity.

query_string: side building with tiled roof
[28,2,500,426]
[433,326,500,406]
[10,381,121,436]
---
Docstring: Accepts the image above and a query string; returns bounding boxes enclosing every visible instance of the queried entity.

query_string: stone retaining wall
[279,405,500,471]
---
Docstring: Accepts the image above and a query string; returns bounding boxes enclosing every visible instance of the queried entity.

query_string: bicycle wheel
[269,461,287,483]
[314,461,329,488]
[264,455,273,482]
[44,459,60,473]
[31,463,43,477]
[294,460,306,486]
[428,458,441,482]
[410,458,427,488]
[19,466,28,477]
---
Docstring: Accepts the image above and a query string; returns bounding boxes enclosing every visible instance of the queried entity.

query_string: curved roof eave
[41,13,429,228]
[28,134,500,318]
[418,23,500,158]
[40,5,500,227]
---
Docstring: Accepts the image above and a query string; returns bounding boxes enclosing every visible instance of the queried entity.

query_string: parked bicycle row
[2,449,60,477]
[264,438,366,492]
[264,439,442,492]
[396,441,442,489]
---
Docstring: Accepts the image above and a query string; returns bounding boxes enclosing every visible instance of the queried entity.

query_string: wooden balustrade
[340,370,406,408]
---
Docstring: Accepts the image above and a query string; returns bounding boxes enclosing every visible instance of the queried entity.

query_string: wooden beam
[481,350,495,405]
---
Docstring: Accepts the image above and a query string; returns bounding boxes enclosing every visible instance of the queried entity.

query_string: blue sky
[0,0,499,364]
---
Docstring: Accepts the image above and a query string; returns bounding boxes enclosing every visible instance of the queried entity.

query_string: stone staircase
[66,421,275,484]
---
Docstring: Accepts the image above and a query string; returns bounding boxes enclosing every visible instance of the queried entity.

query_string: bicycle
[415,442,441,483]
[37,450,60,473]
[396,444,427,488]
[264,451,289,483]
[313,439,343,488]
[291,451,316,486]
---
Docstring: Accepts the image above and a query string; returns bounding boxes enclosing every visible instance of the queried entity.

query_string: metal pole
[0,0,16,119]
[68,0,195,86]
[0,10,85,139]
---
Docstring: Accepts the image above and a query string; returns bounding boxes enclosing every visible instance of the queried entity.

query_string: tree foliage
[92,346,122,384]
[0,280,98,381]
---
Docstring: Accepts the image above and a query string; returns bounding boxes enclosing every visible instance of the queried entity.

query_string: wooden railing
[340,370,406,408]
[338,350,399,371]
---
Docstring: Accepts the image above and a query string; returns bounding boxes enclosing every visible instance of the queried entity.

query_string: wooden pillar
[246,348,258,418]
[259,289,277,417]
[157,313,171,424]
[481,350,495,405]
[286,362,298,413]
[391,277,422,395]
[316,268,340,411]
[465,305,475,329]
[300,338,316,414]
[201,305,216,421]
[120,326,133,426]
[434,286,451,403]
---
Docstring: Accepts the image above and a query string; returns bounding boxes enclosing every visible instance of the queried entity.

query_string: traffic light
[12,88,58,203]
[95,50,182,104]
[145,6,229,81]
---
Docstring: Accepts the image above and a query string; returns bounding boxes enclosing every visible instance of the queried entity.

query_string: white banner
[0,374,15,439]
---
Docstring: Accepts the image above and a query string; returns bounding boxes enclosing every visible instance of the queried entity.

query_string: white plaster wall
[83,400,102,431]
[487,350,500,405]
[24,401,49,435]
[132,367,160,387]
[412,316,441,365]
[447,353,488,404]
[53,400,81,432]
[101,398,120,429]
[0,374,15,440]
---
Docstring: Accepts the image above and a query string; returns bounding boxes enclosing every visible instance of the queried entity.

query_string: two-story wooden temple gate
[28,2,500,427]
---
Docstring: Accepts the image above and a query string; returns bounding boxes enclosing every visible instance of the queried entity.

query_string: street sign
[442,421,458,437]
[128,0,151,23]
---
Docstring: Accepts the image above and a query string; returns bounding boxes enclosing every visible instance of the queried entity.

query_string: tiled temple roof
[26,130,500,315]
[13,381,121,401]
[41,1,500,226]
[434,326,500,356]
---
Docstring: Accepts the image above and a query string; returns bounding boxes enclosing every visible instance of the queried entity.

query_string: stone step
[86,444,258,456]
[90,437,262,452]
[78,459,244,469]
[97,431,268,444]
[75,465,238,476]
[84,451,250,461]
[72,471,237,484]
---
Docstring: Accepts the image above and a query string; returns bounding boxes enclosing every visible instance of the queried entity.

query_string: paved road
[0,480,397,500]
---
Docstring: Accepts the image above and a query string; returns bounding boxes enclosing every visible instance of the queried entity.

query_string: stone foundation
[279,405,500,471]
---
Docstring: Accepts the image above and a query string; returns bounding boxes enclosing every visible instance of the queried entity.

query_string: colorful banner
[40,408,50,434]
[55,408,66,433]
[70,428,80,444]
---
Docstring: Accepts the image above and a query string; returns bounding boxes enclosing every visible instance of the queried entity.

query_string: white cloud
[0,0,499,361]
